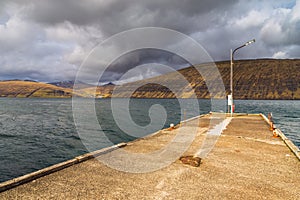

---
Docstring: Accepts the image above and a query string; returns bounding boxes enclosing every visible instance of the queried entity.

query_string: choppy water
[0,98,299,183]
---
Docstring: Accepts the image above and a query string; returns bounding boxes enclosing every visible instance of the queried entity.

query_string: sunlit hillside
[112,59,300,100]
[0,81,76,98]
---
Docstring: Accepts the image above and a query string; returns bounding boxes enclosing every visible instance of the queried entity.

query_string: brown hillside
[112,59,300,100]
[78,84,115,98]
[1,59,299,99]
[0,81,76,98]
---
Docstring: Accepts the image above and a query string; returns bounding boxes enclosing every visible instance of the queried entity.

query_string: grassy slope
[112,59,300,100]
[0,81,76,98]
[77,84,115,98]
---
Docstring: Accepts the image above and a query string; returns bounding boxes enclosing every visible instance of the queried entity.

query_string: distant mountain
[101,82,116,86]
[77,82,116,98]
[0,79,38,83]
[48,80,93,89]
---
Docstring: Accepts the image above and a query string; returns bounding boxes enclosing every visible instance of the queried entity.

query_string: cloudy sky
[0,0,299,83]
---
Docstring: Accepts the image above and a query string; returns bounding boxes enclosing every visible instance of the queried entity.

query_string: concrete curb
[0,142,127,193]
[180,113,210,124]
[260,113,300,161]
[126,113,209,147]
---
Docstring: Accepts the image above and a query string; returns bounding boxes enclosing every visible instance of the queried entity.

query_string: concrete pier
[1,114,299,199]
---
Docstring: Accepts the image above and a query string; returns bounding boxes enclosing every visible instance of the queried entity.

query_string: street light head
[245,39,255,46]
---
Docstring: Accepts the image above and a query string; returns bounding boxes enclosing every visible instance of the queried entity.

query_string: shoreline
[1,97,300,100]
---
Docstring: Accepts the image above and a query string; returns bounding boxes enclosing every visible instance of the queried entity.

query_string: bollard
[268,113,274,131]
[273,129,278,137]
[270,121,274,131]
[167,123,175,131]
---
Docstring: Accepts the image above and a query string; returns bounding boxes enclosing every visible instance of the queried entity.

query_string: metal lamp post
[229,39,255,116]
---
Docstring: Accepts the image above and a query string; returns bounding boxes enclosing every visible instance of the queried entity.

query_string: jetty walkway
[0,114,299,199]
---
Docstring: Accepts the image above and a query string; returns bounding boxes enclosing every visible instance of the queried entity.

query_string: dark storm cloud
[22,0,240,82]
[27,0,238,35]
[0,0,300,82]
[99,49,189,82]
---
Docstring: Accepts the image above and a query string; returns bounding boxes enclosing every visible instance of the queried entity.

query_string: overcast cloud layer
[0,0,299,82]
